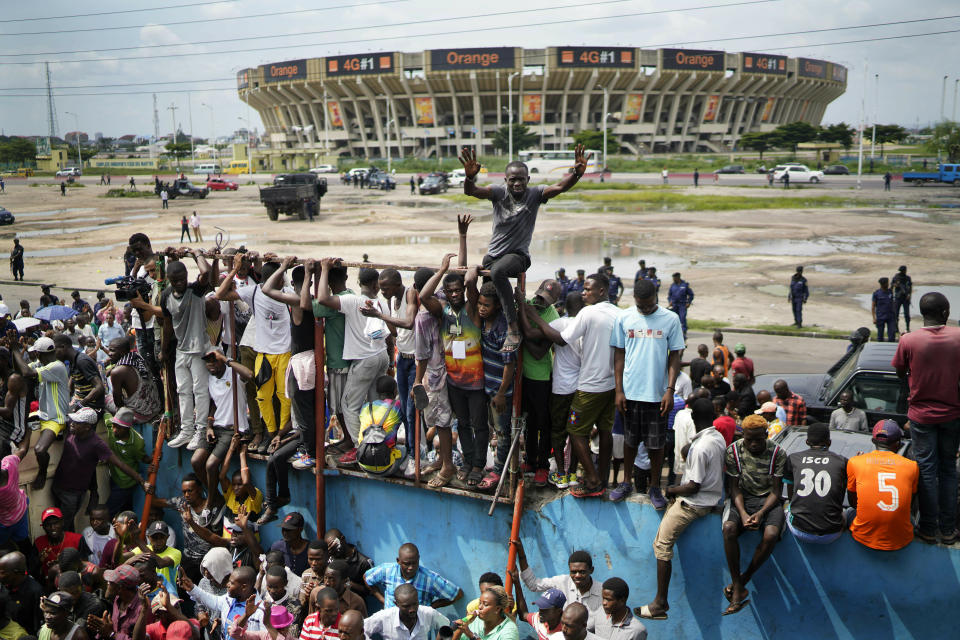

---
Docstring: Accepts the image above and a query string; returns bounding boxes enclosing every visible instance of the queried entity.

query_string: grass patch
[687,319,731,332]
[752,323,850,337]
[102,188,157,198]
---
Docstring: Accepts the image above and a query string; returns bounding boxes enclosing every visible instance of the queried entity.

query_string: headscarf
[201,547,233,585]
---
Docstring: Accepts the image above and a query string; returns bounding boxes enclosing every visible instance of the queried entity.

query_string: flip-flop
[467,469,483,487]
[723,585,733,603]
[428,470,455,489]
[570,484,604,498]
[722,596,750,616]
[634,605,668,620]
[500,332,522,353]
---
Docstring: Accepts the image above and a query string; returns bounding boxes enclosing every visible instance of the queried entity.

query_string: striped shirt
[299,612,341,640]
[480,312,515,397]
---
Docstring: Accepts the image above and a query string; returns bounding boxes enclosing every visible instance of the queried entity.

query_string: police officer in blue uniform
[635,259,648,283]
[568,269,586,296]
[788,265,809,327]
[872,277,896,342]
[644,266,661,292]
[891,265,912,334]
[556,267,571,304]
[667,272,694,338]
[604,265,623,304]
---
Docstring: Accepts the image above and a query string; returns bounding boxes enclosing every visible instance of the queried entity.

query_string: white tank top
[393,286,416,354]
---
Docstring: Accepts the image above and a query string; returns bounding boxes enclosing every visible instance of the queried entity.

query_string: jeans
[175,350,210,432]
[239,346,262,435]
[481,252,530,325]
[290,374,316,457]
[342,351,389,443]
[447,384,489,469]
[522,378,551,470]
[105,480,135,517]
[180,227,192,242]
[491,394,514,474]
[396,355,417,435]
[51,485,86,532]
[265,438,301,507]
[895,298,910,330]
[876,317,896,342]
[911,419,960,536]
[791,299,804,326]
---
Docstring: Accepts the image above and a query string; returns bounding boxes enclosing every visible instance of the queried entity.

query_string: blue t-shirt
[610,306,684,402]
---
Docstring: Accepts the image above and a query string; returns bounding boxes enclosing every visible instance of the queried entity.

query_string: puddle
[855,284,960,322]
[809,263,852,274]
[126,213,159,221]
[202,213,247,219]
[15,222,127,238]
[14,208,96,218]
[708,235,894,257]
[887,209,929,219]
[343,198,445,209]
[27,217,109,225]
[757,284,789,297]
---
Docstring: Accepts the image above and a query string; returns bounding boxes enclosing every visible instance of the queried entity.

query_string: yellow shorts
[40,420,66,435]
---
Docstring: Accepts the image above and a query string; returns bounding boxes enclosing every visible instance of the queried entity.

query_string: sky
[0,0,958,140]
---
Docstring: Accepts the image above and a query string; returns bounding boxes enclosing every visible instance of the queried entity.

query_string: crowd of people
[0,145,956,638]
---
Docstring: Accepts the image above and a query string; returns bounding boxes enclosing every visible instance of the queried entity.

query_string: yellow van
[226,161,249,175]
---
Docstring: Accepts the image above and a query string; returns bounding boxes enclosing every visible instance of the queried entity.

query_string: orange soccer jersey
[846,450,919,551]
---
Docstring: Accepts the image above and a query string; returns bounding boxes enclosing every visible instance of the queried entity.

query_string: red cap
[41,507,63,523]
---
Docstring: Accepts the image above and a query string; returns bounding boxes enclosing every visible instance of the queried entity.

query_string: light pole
[941,75,949,121]
[856,61,866,190]
[870,74,877,162]
[507,72,519,162]
[954,79,959,122]
[187,92,195,168]
[238,116,251,175]
[597,86,609,173]
[201,102,216,158]
[64,111,81,169]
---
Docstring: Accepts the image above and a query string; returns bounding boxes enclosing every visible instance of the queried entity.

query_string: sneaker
[534,469,549,487]
[168,428,194,449]
[565,473,580,488]
[337,448,358,466]
[186,430,204,451]
[648,486,667,510]
[548,471,569,489]
[292,453,317,470]
[608,482,633,502]
[287,446,307,463]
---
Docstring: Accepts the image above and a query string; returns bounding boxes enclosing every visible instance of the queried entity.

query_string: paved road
[684,329,848,376]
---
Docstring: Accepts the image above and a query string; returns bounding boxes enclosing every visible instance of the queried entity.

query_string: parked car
[714,164,745,174]
[56,167,81,177]
[447,169,467,187]
[347,168,369,179]
[419,174,448,195]
[165,178,209,199]
[310,164,338,174]
[753,341,907,428]
[0,207,15,225]
[366,168,397,190]
[206,177,239,191]
[823,165,851,175]
[772,164,825,183]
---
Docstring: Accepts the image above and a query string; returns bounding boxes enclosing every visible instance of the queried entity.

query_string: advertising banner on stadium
[415,97,435,125]
[703,95,721,122]
[556,47,635,68]
[761,97,775,122]
[623,93,643,122]
[261,59,307,84]
[326,53,394,76]
[741,53,787,75]
[327,101,344,128]
[661,49,724,72]
[522,95,542,124]
[830,63,847,83]
[237,69,250,89]
[798,58,827,79]
[429,48,515,71]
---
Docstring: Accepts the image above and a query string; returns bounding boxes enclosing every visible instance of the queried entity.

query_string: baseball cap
[67,407,99,425]
[111,407,136,429]
[41,507,63,523]
[535,281,561,306]
[281,512,305,530]
[734,343,746,354]
[151,591,183,613]
[147,521,170,538]
[28,336,55,353]
[533,588,566,610]
[755,402,778,414]
[166,621,194,640]
[41,591,74,611]
[872,419,902,442]
[103,564,141,588]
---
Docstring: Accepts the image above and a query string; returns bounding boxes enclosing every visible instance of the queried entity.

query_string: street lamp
[238,116,252,175]
[954,79,959,122]
[201,102,216,157]
[507,72,519,162]
[870,74,878,162]
[597,86,610,173]
[64,111,81,169]
[941,75,949,121]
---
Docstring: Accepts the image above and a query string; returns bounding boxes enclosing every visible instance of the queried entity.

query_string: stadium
[237,47,847,169]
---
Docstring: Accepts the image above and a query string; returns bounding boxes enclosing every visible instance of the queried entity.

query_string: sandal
[500,331,522,353]
[570,484,604,498]
[257,508,278,526]
[477,471,501,491]
[722,593,750,616]
[467,469,484,487]
[634,605,668,620]
[428,469,455,489]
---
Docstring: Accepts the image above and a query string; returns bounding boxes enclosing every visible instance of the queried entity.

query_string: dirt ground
[0,176,958,334]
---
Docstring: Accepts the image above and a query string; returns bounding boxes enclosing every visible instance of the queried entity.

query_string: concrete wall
[147,448,960,640]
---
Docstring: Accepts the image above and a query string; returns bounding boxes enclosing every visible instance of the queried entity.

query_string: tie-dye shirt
[441,304,484,391]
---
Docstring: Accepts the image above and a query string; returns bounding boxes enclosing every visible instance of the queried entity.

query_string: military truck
[259,173,327,220]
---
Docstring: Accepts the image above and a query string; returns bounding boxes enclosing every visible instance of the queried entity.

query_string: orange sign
[522,95,542,124]
[327,101,343,128]
[761,97,775,122]
[624,93,643,122]
[415,97,434,125]
[703,95,720,122]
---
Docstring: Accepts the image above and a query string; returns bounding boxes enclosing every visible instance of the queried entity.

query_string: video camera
[104,275,153,302]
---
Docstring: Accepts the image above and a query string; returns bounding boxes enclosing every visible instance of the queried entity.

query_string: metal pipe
[503,478,525,594]
[414,404,421,487]
[488,418,524,515]
[140,371,170,539]
[200,254,489,275]
[314,277,328,536]
[229,300,239,436]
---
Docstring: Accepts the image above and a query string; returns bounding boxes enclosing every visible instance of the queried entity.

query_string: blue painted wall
[148,445,960,639]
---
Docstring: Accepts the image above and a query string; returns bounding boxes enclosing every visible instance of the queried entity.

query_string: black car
[753,341,907,428]
[0,207,14,225]
[714,164,745,174]
[366,169,397,190]
[823,165,851,175]
[419,175,448,195]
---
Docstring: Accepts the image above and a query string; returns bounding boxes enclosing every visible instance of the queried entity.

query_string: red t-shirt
[891,325,960,423]
[35,531,85,576]
[713,416,736,445]
[730,356,754,381]
[146,618,200,640]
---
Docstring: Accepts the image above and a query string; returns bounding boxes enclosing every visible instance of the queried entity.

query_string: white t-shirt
[392,287,416,355]
[338,293,389,361]
[680,426,726,508]
[675,370,693,399]
[673,408,695,476]
[82,525,116,565]
[550,316,582,396]
[560,302,618,393]
[131,266,157,330]
[208,365,249,431]
[236,284,291,355]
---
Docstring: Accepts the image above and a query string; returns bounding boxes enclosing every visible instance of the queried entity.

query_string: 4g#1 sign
[741,52,787,75]
[661,48,725,72]
[325,53,394,76]
[556,47,635,68]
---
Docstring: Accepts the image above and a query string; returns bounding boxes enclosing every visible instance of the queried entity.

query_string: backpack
[357,399,398,469]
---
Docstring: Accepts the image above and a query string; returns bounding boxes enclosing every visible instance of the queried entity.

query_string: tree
[491,123,538,154]
[925,121,960,162]
[570,129,618,155]
[739,131,774,159]
[819,123,855,150]
[164,142,192,167]
[0,138,38,165]
[873,124,907,153]
[771,121,819,152]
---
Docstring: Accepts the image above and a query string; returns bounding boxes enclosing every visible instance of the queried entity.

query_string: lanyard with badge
[447,307,467,360]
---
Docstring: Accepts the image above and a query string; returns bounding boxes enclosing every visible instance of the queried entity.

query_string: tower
[45,62,58,139]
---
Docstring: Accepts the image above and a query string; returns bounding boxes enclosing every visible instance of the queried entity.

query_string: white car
[56,167,81,177]
[773,164,824,183]
[310,164,337,174]
[447,169,466,187]
[347,167,368,178]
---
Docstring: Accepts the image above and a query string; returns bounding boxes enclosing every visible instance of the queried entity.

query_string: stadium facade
[237,47,847,168]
